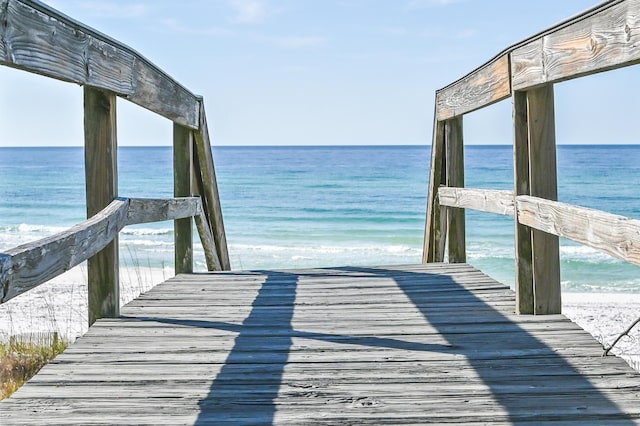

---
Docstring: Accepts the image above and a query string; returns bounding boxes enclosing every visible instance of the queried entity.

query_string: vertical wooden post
[513,85,561,315]
[174,124,193,274]
[513,90,534,314]
[527,85,561,314]
[84,87,119,326]
[423,119,447,263]
[445,116,465,263]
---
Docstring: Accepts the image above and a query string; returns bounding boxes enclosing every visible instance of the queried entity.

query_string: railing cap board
[0,0,201,128]
[436,0,630,119]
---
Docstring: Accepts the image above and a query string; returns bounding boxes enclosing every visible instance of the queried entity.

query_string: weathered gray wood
[527,85,561,315]
[0,199,128,303]
[423,119,446,263]
[2,264,639,424]
[513,90,534,315]
[511,0,640,90]
[194,208,223,271]
[84,86,119,326]
[174,124,193,274]
[0,0,199,128]
[517,195,640,266]
[193,102,230,270]
[445,117,465,263]
[437,55,511,120]
[438,188,514,216]
[126,197,201,225]
[0,197,207,304]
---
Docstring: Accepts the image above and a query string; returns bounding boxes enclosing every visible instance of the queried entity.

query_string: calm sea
[1,145,639,293]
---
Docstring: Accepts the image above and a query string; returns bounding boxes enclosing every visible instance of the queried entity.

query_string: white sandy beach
[1,267,639,372]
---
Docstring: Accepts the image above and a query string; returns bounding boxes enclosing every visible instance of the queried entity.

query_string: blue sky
[1,0,637,146]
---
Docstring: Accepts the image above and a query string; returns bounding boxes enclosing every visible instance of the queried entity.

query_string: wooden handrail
[0,0,200,128]
[439,187,640,267]
[424,0,640,315]
[436,0,639,120]
[0,197,212,304]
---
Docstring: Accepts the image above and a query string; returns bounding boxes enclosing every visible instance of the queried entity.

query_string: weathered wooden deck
[2,263,640,424]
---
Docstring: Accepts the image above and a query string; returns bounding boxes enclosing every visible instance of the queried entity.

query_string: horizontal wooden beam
[0,197,206,304]
[512,0,640,90]
[516,195,640,266]
[0,0,200,128]
[435,0,640,117]
[436,55,511,121]
[126,197,202,226]
[438,187,515,216]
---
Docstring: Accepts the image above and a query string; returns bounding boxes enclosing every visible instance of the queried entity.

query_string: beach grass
[0,333,67,399]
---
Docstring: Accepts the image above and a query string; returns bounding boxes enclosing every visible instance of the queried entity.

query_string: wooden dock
[2,263,639,424]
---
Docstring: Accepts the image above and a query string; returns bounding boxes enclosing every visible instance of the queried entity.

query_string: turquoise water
[1,145,639,293]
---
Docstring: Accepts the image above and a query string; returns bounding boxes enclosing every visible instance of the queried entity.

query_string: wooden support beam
[513,90,534,314]
[445,117,465,263]
[84,87,119,326]
[193,102,230,270]
[173,124,193,274]
[526,85,561,315]
[423,119,446,263]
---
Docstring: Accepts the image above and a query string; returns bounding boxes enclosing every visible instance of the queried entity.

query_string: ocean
[1,145,640,294]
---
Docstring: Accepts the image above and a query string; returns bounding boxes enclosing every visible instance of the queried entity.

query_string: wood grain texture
[436,55,510,120]
[445,117,465,263]
[513,90,534,315]
[193,102,230,270]
[0,0,199,128]
[512,0,640,90]
[517,195,640,266]
[0,199,128,303]
[438,187,514,216]
[2,264,639,424]
[126,197,201,226]
[526,85,561,315]
[174,124,193,274]
[194,208,223,271]
[0,197,206,304]
[84,86,119,325]
[423,119,446,263]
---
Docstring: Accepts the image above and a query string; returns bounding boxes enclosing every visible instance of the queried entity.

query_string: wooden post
[513,85,561,315]
[445,116,465,263]
[174,124,194,274]
[84,87,119,326]
[423,119,447,263]
[513,90,534,314]
[527,85,561,314]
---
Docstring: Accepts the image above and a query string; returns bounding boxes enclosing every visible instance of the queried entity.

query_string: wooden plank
[125,197,201,225]
[0,0,199,128]
[193,102,230,270]
[511,0,640,90]
[423,119,446,263]
[0,199,128,303]
[173,124,193,274]
[438,187,514,216]
[445,117,465,263]
[2,264,640,424]
[517,195,640,266]
[84,86,119,325]
[194,207,223,271]
[513,90,534,315]
[526,85,561,315]
[436,55,510,120]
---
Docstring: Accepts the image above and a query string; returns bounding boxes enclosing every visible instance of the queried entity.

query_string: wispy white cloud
[160,19,235,37]
[256,35,328,49]
[228,0,269,24]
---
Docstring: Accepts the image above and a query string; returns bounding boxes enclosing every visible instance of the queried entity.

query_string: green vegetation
[0,333,67,399]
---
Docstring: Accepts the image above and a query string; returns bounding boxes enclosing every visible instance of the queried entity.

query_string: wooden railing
[0,0,230,325]
[423,0,640,315]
